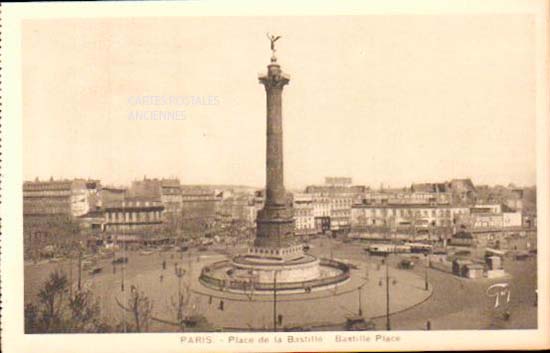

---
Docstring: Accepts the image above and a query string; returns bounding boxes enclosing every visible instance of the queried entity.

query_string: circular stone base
[231,254,322,283]
[199,254,351,294]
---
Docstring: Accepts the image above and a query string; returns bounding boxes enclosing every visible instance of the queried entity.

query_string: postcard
[1,0,549,352]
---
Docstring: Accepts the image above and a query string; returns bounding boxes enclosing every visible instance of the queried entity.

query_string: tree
[24,303,39,333]
[25,270,110,333]
[37,270,69,332]
[128,289,153,332]
[24,215,84,261]
[68,289,102,332]
[171,287,191,331]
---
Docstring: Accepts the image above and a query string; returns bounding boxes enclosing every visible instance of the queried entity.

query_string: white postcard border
[1,0,549,352]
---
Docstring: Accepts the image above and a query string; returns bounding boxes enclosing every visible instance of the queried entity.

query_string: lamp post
[424,253,429,291]
[378,255,396,331]
[176,266,185,296]
[383,216,399,331]
[425,222,435,291]
[273,270,279,332]
[77,245,82,291]
[358,284,364,316]
[120,229,127,293]
[175,266,185,324]
[385,252,391,331]
[69,241,75,296]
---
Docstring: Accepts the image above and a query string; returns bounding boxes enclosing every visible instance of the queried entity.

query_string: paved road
[25,236,537,331]
[295,237,537,331]
[369,252,537,330]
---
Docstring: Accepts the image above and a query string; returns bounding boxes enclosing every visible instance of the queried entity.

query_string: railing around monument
[199,258,351,292]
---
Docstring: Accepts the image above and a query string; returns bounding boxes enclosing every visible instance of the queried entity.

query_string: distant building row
[23,176,535,241]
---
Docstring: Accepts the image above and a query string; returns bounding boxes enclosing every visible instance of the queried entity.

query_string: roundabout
[96,251,433,331]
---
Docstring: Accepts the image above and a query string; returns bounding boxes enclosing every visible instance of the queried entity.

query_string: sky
[22,15,536,189]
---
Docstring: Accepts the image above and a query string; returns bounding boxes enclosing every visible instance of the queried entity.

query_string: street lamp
[425,223,435,292]
[77,247,82,291]
[357,284,365,316]
[424,251,430,291]
[273,270,280,332]
[120,230,127,292]
[175,266,185,295]
[385,252,391,331]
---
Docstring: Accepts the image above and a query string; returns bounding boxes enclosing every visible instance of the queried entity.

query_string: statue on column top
[266,33,282,57]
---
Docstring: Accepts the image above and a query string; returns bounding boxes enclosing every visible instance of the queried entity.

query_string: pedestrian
[426,320,431,330]
[162,260,166,270]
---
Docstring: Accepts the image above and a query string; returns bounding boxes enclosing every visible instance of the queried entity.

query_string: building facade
[305,178,365,233]
[129,178,183,219]
[351,202,470,229]
[103,199,165,242]
[160,180,183,217]
[293,194,316,236]
[23,178,100,218]
[180,186,222,232]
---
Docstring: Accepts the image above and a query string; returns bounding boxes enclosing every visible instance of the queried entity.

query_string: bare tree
[171,288,191,330]
[128,289,153,332]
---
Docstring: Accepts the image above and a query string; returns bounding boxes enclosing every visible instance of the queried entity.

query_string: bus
[365,243,411,256]
[406,242,433,254]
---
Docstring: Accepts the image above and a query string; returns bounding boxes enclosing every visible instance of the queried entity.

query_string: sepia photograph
[1,0,549,352]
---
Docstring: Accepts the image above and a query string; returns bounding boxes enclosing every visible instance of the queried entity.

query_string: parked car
[514,251,530,261]
[454,250,471,257]
[112,257,128,265]
[88,267,103,275]
[345,315,376,331]
[284,325,312,332]
[178,245,189,252]
[398,259,415,269]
